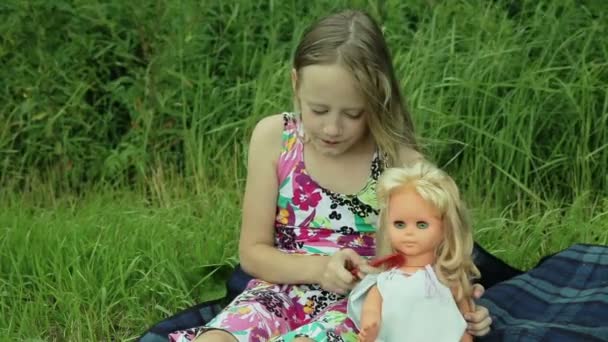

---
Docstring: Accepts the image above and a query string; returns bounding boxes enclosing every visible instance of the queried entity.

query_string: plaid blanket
[139,299,225,342]
[139,245,608,342]
[139,266,251,342]
[478,243,608,342]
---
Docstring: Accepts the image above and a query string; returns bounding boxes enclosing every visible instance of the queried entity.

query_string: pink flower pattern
[292,173,323,211]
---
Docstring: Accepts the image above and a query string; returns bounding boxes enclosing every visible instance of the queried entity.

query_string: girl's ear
[291,68,298,93]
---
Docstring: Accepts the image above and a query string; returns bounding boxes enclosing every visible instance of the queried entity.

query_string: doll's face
[387,185,444,259]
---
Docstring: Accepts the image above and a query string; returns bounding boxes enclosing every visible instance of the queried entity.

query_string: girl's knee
[192,329,237,342]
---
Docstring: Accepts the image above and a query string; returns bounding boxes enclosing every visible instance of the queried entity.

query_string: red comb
[348,253,406,279]
[370,253,406,268]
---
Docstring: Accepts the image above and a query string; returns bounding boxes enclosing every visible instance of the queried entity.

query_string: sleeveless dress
[347,265,467,342]
[168,112,384,342]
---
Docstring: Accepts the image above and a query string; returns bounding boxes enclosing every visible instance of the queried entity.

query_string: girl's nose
[323,114,342,137]
[323,125,340,137]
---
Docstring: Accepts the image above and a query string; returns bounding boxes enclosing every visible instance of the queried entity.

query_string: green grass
[1,187,241,340]
[2,189,606,340]
[1,0,607,340]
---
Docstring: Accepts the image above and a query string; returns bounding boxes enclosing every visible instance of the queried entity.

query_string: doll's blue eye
[393,221,406,229]
[416,221,429,229]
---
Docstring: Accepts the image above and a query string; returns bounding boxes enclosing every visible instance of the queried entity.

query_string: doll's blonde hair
[376,160,480,301]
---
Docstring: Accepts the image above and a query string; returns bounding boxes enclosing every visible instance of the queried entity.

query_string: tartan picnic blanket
[140,244,608,342]
[477,243,608,342]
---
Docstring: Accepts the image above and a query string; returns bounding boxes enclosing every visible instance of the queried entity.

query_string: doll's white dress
[347,265,467,342]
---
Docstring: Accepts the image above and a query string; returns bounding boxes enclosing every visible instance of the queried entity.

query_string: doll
[347,160,480,342]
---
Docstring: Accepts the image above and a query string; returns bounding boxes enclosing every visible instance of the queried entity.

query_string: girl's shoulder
[396,145,425,166]
[252,112,295,136]
[249,112,294,163]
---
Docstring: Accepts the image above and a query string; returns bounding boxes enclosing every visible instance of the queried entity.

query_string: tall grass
[1,0,607,340]
[2,0,606,203]
[386,1,608,205]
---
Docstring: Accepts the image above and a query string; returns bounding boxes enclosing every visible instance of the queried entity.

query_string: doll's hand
[358,321,380,342]
[320,248,368,295]
[464,284,492,336]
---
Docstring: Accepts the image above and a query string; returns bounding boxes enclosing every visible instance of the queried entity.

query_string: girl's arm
[238,114,323,284]
[238,114,366,290]
[358,285,383,342]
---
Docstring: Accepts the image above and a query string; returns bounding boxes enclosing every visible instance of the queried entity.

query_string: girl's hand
[319,248,370,294]
[464,284,493,336]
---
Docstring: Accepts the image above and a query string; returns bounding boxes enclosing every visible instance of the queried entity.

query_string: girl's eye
[416,221,429,229]
[312,109,328,114]
[345,111,363,119]
[393,221,406,229]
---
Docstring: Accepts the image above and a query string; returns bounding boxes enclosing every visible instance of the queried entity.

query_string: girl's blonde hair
[376,160,480,301]
[293,9,419,167]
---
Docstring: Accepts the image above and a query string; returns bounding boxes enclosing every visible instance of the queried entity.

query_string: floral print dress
[169,112,383,342]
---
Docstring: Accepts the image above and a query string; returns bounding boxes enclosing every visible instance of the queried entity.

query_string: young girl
[348,161,480,342]
[169,9,491,342]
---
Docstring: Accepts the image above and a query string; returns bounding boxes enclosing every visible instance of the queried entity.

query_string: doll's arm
[358,285,383,342]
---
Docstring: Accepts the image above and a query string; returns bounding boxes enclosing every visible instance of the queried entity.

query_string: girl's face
[387,185,444,261]
[292,63,371,157]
